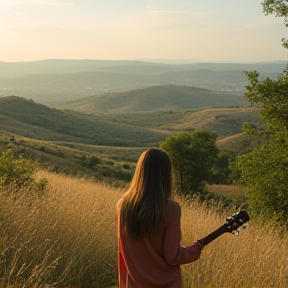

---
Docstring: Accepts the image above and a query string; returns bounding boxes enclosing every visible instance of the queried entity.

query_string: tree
[160,130,218,196]
[209,151,232,185]
[237,0,288,223]
[244,71,288,133]
[238,140,288,222]
[262,0,288,48]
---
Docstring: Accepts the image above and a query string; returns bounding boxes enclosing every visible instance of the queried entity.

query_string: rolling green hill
[161,107,261,138]
[216,132,263,156]
[0,96,168,147]
[56,85,249,113]
[0,95,259,144]
[100,107,260,139]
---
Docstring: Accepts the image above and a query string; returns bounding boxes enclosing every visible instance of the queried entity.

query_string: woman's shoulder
[166,200,181,220]
[167,199,180,208]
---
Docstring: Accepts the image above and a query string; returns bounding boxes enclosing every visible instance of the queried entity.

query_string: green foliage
[245,71,288,132]
[228,159,242,184]
[87,155,101,167]
[262,0,288,48]
[238,0,288,224]
[262,0,288,21]
[242,122,259,137]
[209,151,232,185]
[240,76,288,223]
[0,149,47,192]
[0,149,36,186]
[238,140,288,222]
[160,130,218,196]
[123,163,130,170]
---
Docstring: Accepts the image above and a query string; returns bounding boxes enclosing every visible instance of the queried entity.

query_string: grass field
[207,184,248,205]
[0,170,287,288]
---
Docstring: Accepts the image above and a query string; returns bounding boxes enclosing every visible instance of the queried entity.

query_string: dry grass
[0,170,287,288]
[207,184,247,199]
[161,107,259,137]
[0,170,121,288]
[180,200,288,288]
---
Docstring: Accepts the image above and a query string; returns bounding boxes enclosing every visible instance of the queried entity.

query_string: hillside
[97,107,260,139]
[0,96,261,184]
[216,133,259,155]
[0,96,168,147]
[0,59,285,106]
[0,96,260,143]
[56,85,249,113]
[160,107,261,138]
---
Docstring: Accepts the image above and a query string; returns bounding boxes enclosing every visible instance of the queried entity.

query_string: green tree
[262,0,288,48]
[238,0,288,223]
[238,140,288,222]
[209,151,232,184]
[160,130,218,196]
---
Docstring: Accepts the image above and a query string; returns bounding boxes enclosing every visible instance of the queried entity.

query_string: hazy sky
[0,0,287,63]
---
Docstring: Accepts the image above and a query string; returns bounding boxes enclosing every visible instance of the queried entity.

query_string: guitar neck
[199,224,227,246]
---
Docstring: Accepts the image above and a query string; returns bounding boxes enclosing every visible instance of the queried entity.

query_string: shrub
[0,149,47,193]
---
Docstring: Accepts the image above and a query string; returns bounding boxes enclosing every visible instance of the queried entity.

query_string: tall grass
[0,171,287,287]
[180,200,288,288]
[0,171,121,287]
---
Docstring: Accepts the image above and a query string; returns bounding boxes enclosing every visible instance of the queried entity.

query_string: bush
[0,149,47,193]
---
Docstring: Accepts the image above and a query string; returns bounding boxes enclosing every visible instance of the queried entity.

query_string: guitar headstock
[224,210,250,234]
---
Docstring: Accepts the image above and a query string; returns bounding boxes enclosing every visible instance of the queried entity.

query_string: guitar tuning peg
[242,224,248,229]
[232,230,239,236]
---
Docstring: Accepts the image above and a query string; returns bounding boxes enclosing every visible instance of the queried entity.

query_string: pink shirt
[117,200,203,288]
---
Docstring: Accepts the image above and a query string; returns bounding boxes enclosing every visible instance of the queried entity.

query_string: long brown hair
[118,148,173,238]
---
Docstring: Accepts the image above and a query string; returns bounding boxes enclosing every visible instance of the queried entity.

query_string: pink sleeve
[163,202,203,265]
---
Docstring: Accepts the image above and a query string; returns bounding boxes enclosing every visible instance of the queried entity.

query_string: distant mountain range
[57,85,249,113]
[0,59,286,106]
[0,59,286,77]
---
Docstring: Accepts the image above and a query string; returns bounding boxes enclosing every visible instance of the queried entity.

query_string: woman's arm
[162,202,203,265]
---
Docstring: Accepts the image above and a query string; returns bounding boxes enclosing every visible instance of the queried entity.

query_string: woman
[117,148,204,288]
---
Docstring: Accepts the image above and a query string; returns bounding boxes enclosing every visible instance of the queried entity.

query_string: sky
[0,0,287,63]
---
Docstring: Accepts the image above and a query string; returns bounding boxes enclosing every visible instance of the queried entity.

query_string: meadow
[0,170,287,288]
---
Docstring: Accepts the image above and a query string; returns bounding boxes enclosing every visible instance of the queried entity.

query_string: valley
[0,59,272,185]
